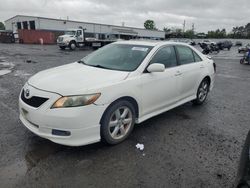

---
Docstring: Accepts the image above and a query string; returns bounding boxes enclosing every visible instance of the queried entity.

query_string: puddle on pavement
[14,70,31,79]
[0,60,15,76]
[25,142,63,170]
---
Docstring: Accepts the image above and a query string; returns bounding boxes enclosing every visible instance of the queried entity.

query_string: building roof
[5,15,165,34]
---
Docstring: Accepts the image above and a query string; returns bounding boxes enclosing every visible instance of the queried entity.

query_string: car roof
[115,40,188,47]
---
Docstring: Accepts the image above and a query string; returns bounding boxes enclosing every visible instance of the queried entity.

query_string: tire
[101,100,136,145]
[240,59,244,64]
[192,78,210,105]
[59,46,66,50]
[69,41,76,50]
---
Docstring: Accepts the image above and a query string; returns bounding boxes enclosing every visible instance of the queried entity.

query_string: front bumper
[57,42,69,47]
[19,83,107,146]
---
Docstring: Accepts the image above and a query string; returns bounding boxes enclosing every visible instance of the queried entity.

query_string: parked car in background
[199,39,216,46]
[217,40,233,50]
[235,41,243,46]
[238,44,250,53]
[19,41,216,146]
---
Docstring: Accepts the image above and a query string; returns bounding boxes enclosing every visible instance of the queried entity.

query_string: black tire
[235,131,250,188]
[240,59,244,64]
[69,41,76,50]
[59,46,66,50]
[192,78,210,105]
[101,100,136,145]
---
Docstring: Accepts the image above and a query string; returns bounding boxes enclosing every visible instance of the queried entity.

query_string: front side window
[77,30,82,36]
[176,46,195,65]
[150,46,177,68]
[81,44,153,72]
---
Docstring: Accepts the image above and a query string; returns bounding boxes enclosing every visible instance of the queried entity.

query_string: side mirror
[147,63,165,73]
[206,55,212,59]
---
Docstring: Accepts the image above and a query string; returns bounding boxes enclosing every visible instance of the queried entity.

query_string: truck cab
[57,28,116,50]
[57,29,84,50]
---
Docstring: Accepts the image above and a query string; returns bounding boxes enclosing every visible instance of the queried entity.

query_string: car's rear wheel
[101,100,135,145]
[192,78,210,105]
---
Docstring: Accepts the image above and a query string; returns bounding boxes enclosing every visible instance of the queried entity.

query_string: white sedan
[19,41,216,146]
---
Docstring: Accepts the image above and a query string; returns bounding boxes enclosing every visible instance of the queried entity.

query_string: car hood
[28,62,129,95]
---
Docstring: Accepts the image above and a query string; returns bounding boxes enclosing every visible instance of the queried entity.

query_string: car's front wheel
[192,78,210,105]
[101,100,135,145]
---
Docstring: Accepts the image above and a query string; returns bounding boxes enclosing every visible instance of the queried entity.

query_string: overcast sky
[0,0,249,33]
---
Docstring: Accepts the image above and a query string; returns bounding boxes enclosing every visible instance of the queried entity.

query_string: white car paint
[19,40,215,146]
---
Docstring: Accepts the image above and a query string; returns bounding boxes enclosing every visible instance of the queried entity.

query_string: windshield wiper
[77,60,86,64]
[89,64,110,70]
[78,60,110,70]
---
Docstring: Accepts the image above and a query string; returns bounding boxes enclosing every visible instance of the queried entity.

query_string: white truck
[57,28,116,50]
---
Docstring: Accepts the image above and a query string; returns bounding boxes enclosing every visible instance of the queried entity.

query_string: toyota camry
[19,41,216,146]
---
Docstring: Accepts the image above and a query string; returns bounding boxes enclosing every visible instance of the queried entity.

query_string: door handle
[175,71,182,76]
[200,65,205,68]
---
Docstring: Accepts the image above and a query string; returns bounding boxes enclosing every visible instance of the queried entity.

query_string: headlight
[51,93,101,108]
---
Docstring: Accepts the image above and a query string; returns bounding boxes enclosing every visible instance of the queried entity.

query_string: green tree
[163,27,171,33]
[184,29,194,38]
[144,20,157,30]
[0,22,5,30]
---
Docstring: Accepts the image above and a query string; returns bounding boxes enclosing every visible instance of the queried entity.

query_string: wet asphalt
[0,43,250,188]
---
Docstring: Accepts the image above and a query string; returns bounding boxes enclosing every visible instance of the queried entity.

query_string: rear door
[175,45,204,100]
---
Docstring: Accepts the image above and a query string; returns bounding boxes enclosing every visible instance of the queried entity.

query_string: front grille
[21,90,49,108]
[58,37,63,42]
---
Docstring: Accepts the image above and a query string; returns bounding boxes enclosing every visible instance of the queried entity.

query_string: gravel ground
[0,43,250,188]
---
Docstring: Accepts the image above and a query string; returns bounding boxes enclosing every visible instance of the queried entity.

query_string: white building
[5,15,165,40]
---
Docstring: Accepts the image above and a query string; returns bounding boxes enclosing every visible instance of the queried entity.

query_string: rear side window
[150,46,177,68]
[193,51,202,62]
[176,46,195,65]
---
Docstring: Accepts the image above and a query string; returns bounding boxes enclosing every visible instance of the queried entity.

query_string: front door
[140,46,181,116]
[76,30,84,43]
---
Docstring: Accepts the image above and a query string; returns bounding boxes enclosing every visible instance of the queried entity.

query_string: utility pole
[191,23,195,39]
[192,23,195,32]
[183,20,186,33]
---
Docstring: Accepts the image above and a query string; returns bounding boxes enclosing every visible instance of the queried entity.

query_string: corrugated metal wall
[18,29,57,44]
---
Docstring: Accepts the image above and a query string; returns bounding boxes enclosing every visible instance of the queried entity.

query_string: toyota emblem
[25,89,30,98]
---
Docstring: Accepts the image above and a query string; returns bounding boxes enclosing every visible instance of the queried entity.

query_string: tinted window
[176,46,195,65]
[22,21,28,29]
[29,21,35,30]
[193,51,202,62]
[151,46,177,68]
[17,22,21,29]
[77,30,82,36]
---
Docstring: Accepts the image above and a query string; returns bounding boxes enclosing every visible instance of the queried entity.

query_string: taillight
[213,63,216,73]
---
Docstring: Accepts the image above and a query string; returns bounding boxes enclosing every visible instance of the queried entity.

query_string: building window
[17,22,22,29]
[22,21,28,29]
[29,21,35,30]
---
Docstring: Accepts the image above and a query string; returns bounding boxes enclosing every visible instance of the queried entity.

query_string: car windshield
[81,44,153,71]
[65,31,76,35]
